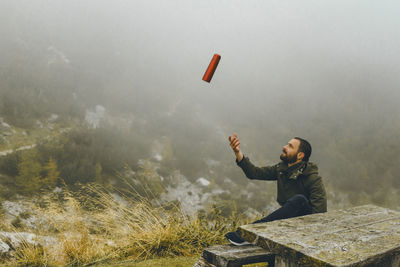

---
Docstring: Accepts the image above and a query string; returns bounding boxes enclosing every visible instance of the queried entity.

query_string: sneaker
[225,231,251,246]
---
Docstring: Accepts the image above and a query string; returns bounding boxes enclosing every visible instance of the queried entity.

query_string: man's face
[280,138,301,164]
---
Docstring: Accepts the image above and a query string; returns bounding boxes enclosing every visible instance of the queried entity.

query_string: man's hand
[228,133,243,162]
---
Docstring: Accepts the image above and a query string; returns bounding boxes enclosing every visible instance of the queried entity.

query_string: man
[225,133,327,245]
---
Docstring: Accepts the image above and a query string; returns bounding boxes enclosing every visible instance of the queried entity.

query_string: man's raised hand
[229,133,244,162]
[229,133,240,153]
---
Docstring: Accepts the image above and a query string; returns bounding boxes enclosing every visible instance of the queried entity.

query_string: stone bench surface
[240,205,400,267]
[196,244,274,267]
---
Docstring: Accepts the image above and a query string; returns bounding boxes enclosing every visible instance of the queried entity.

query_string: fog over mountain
[1,1,400,210]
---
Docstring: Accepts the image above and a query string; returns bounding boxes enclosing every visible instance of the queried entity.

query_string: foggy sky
[2,0,400,163]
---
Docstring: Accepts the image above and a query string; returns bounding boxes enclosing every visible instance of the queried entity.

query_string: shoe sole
[227,239,252,246]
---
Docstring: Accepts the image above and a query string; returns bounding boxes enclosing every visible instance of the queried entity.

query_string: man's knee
[287,194,309,207]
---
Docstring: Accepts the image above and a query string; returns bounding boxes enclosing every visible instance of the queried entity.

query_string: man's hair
[294,137,312,162]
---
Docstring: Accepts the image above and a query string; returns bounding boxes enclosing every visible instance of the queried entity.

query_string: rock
[53,187,62,193]
[0,231,58,258]
[196,177,210,187]
[0,239,10,254]
[0,122,10,130]
[2,200,26,218]
[0,232,37,249]
[0,149,13,157]
[85,105,105,128]
[48,114,59,123]
[2,199,44,230]
[36,120,44,128]
[0,117,10,130]
[193,257,217,267]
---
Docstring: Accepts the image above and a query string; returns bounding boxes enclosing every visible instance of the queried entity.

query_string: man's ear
[297,152,305,161]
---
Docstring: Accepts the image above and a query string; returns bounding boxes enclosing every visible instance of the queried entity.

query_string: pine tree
[94,162,103,184]
[42,157,60,188]
[15,150,42,195]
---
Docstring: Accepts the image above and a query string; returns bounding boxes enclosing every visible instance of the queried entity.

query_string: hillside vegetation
[1,36,400,210]
[0,184,244,266]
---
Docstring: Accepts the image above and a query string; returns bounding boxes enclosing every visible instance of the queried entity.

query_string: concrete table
[239,205,400,267]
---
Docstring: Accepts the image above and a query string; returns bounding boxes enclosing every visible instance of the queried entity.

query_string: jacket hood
[302,162,319,176]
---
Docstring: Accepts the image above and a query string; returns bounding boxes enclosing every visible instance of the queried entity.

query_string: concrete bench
[193,244,275,267]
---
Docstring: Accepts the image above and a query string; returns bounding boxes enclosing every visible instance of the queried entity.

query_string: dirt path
[0,144,36,157]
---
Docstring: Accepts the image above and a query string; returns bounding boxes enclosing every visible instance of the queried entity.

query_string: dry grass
[0,184,245,266]
[93,255,200,267]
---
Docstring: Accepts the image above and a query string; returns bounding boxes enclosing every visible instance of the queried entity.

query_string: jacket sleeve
[306,174,327,213]
[236,156,278,181]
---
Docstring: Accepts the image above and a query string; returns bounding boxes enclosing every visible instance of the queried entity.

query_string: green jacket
[237,156,327,213]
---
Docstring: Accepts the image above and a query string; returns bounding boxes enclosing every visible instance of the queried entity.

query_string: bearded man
[225,134,327,246]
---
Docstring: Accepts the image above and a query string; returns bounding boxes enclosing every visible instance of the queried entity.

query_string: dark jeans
[252,194,312,224]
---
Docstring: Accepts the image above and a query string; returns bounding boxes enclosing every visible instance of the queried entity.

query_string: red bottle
[202,54,221,83]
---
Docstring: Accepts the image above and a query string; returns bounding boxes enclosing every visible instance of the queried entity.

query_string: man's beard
[280,152,298,164]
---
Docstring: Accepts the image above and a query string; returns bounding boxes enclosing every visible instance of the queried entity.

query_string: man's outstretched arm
[229,133,278,180]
